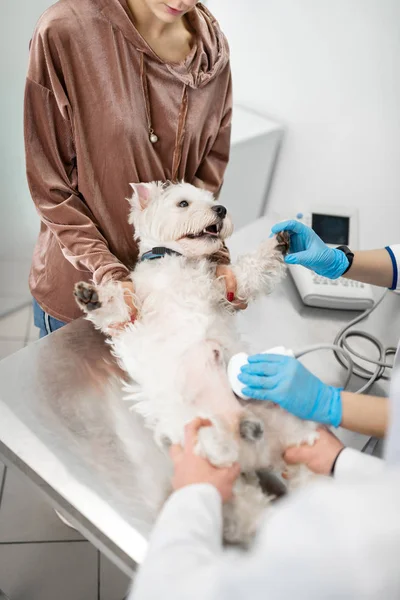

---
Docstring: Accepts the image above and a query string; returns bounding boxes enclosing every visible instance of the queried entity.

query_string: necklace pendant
[149,131,158,144]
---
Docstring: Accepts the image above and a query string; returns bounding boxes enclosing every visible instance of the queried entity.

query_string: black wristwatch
[336,245,354,274]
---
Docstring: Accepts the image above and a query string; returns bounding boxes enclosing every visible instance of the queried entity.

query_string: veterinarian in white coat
[129,373,400,600]
[238,221,400,478]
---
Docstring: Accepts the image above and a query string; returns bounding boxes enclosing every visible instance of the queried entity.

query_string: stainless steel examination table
[0,216,399,587]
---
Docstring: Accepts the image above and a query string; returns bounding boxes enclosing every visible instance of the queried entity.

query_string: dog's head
[127,181,234,257]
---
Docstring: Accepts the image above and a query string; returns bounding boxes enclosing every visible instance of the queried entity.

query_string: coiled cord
[294,291,396,394]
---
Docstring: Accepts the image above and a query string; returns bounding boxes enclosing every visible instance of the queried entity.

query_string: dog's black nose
[212,205,227,219]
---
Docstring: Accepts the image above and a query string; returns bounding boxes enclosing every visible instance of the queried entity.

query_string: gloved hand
[271,220,349,279]
[238,354,342,427]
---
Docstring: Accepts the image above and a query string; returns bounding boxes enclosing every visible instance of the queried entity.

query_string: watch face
[311,214,350,245]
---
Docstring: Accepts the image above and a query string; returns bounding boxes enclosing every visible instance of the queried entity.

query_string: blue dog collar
[140,247,182,262]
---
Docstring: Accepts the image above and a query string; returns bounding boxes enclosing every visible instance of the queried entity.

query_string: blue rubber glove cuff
[319,249,350,280]
[313,386,343,427]
[285,247,349,279]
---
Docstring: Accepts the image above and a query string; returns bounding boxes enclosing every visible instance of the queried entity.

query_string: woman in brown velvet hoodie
[25,0,238,336]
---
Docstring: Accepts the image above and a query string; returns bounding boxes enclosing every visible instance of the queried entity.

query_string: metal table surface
[0,216,399,577]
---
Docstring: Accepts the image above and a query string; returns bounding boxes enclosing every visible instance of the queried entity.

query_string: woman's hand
[120,281,137,314]
[170,418,241,503]
[284,427,345,476]
[238,354,342,427]
[271,220,349,279]
[109,281,137,331]
[111,267,247,333]
[215,265,247,310]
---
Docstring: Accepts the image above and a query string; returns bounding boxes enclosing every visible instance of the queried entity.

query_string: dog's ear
[128,183,152,211]
[161,180,173,191]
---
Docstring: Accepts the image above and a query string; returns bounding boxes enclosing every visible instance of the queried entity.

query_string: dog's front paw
[275,231,290,255]
[74,282,102,312]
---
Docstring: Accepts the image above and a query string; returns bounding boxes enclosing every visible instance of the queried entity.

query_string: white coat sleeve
[385,244,400,290]
[129,472,400,600]
[130,484,224,600]
[333,447,385,481]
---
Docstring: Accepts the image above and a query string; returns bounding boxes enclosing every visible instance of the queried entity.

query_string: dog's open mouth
[185,222,222,240]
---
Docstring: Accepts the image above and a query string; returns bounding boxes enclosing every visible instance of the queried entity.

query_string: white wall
[207,0,400,249]
[0,0,53,259]
[2,1,400,258]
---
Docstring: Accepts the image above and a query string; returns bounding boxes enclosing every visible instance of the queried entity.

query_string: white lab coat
[333,446,384,479]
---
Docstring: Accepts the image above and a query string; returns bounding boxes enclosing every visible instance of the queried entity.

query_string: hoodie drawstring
[171,84,188,181]
[140,52,189,181]
[140,52,158,144]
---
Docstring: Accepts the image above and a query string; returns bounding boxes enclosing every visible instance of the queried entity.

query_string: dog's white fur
[75,181,319,544]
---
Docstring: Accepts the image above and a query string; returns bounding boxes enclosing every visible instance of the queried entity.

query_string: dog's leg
[283,463,321,491]
[223,474,274,545]
[74,280,131,332]
[231,231,290,303]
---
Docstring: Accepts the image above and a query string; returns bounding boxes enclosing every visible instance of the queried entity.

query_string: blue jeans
[33,298,66,338]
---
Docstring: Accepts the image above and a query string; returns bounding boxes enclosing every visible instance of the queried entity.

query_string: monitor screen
[311,213,350,245]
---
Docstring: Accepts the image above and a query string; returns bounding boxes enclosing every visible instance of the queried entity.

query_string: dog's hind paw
[239,418,264,442]
[74,282,102,312]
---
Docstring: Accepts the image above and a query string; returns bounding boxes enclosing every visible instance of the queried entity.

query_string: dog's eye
[178,200,189,208]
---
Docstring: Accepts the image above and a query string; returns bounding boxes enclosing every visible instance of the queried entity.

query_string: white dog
[74,181,319,544]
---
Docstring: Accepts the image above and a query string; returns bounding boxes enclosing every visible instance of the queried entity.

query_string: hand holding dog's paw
[170,418,240,503]
[283,427,344,476]
[271,220,349,279]
[215,265,248,310]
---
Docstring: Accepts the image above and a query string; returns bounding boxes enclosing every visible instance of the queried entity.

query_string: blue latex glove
[271,220,349,279]
[238,354,342,427]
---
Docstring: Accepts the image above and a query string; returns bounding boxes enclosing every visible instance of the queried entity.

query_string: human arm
[342,248,394,287]
[340,391,388,437]
[25,30,130,286]
[239,355,388,436]
[271,220,399,289]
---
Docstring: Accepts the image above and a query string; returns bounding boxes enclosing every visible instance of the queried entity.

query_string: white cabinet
[219,105,284,230]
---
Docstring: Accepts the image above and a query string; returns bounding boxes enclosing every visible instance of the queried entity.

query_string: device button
[313,275,329,285]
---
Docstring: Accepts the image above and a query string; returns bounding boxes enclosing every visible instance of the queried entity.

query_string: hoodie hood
[100,1,229,89]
